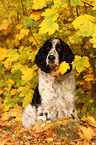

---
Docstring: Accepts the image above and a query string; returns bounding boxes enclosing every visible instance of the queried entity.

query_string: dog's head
[35,38,74,73]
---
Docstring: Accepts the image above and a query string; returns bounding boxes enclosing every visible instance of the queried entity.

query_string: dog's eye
[47,47,50,50]
[57,47,61,51]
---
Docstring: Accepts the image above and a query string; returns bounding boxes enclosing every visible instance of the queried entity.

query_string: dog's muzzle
[46,49,59,66]
[48,55,55,64]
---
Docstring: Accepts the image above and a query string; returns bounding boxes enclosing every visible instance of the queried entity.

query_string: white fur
[38,69,77,121]
[22,104,37,129]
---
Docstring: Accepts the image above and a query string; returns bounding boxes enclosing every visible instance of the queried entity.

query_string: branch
[67,0,75,20]
[84,2,88,14]
[81,0,93,7]
[20,0,26,15]
[76,5,79,17]
[1,0,14,25]
[28,27,39,46]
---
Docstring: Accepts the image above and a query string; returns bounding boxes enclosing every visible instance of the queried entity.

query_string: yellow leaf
[93,4,96,10]
[7,79,14,88]
[29,36,37,45]
[32,120,44,132]
[3,112,8,120]
[16,24,23,30]
[72,14,96,30]
[0,47,9,61]
[39,19,59,35]
[22,91,34,107]
[89,99,94,103]
[79,126,96,141]
[30,12,41,20]
[56,119,63,125]
[32,0,47,10]
[41,8,59,21]
[0,19,11,31]
[45,137,53,142]
[81,115,87,121]
[16,116,22,121]
[10,89,17,95]
[11,112,17,117]
[3,58,12,69]
[16,29,29,40]
[55,61,70,75]
[72,55,90,73]
[0,139,7,145]
[87,116,96,127]
[83,74,94,81]
[44,121,53,128]
[21,67,36,82]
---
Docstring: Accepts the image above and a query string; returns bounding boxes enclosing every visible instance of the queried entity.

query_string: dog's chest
[38,69,75,103]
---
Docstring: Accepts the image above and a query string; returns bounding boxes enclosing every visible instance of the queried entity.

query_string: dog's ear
[59,39,74,64]
[35,40,51,73]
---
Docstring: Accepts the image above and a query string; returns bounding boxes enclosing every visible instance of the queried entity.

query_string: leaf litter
[0,112,96,145]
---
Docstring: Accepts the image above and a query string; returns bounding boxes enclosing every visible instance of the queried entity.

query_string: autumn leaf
[79,125,96,141]
[83,74,94,81]
[41,8,59,21]
[39,19,59,35]
[44,121,54,128]
[16,24,23,30]
[16,29,29,40]
[30,12,41,21]
[72,55,90,73]
[32,120,44,133]
[70,0,83,7]
[24,17,36,29]
[72,14,96,36]
[27,1,34,8]
[32,0,47,10]
[0,19,11,31]
[92,1,96,10]
[87,116,96,127]
[81,115,87,121]
[72,14,96,30]
[54,61,70,75]
[0,48,9,61]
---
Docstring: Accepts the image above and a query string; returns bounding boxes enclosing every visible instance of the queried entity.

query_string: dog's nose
[48,55,55,61]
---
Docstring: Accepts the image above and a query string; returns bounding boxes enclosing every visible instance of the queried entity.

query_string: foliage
[0,0,96,143]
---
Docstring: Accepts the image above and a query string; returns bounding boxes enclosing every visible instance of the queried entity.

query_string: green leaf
[4,74,13,80]
[24,17,36,28]
[27,1,34,8]
[70,0,83,7]
[0,80,7,87]
[72,55,90,73]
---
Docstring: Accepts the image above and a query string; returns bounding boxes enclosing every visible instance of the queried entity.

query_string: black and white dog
[22,38,78,129]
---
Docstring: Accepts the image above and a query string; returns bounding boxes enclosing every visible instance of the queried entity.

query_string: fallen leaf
[32,120,44,133]
[87,116,96,127]
[79,125,96,141]
[44,121,54,128]
[45,137,53,142]
[0,139,7,145]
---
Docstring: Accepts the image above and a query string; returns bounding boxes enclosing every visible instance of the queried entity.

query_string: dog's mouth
[47,64,59,71]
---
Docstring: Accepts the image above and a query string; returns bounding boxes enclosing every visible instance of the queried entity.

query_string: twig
[1,0,14,25]
[84,2,87,14]
[76,6,79,17]
[28,27,39,46]
[81,0,93,7]
[20,0,26,15]
[67,0,75,20]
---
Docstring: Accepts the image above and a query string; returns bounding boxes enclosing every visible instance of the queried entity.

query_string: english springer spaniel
[22,38,78,129]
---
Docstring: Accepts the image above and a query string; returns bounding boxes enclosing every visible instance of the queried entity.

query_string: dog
[22,38,78,129]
